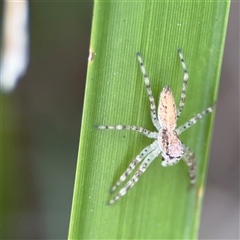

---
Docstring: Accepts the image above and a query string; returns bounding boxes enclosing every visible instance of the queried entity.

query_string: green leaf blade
[68,1,230,239]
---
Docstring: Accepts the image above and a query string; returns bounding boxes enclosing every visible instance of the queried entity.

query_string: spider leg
[136,52,161,131]
[182,144,196,185]
[110,140,158,193]
[177,48,189,118]
[176,103,216,135]
[108,146,161,205]
[96,125,158,139]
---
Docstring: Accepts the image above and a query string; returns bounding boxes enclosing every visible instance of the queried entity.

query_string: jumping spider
[96,49,215,205]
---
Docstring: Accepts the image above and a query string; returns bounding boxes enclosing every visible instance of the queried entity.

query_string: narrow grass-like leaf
[68,1,230,239]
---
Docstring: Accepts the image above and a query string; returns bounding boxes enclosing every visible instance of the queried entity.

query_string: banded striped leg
[96,125,158,139]
[108,147,161,205]
[136,52,161,131]
[182,144,196,185]
[110,140,158,193]
[176,103,216,135]
[177,49,189,118]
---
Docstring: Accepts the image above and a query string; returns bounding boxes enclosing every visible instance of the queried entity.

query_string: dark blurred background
[1,2,239,239]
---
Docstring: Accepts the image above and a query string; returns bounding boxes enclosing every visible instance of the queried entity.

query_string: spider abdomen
[158,86,177,130]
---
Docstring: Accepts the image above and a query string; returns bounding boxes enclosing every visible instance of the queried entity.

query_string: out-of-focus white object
[0,1,29,93]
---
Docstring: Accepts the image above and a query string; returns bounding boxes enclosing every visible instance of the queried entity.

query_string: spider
[96,49,215,205]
